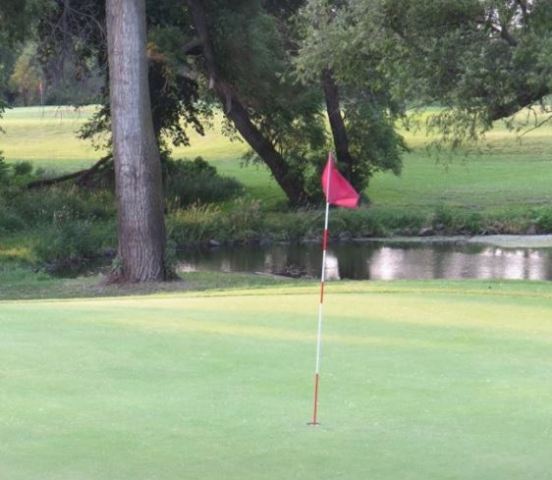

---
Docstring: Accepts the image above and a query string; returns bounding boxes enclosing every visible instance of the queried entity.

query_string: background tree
[8,43,42,106]
[380,0,552,145]
[186,0,327,205]
[295,0,406,195]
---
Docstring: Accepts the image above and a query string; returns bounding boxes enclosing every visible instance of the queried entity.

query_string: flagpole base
[307,422,320,426]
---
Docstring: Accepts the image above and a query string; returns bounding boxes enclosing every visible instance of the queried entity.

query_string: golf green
[1,282,552,479]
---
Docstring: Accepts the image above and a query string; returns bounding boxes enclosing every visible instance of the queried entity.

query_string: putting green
[1,282,552,479]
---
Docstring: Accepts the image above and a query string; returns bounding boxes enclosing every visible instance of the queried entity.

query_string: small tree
[9,44,42,106]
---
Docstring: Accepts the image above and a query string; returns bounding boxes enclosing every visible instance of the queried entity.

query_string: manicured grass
[1,280,552,479]
[3,106,552,212]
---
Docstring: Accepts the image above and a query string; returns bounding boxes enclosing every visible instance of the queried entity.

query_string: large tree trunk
[186,0,308,206]
[106,0,167,282]
[322,68,355,182]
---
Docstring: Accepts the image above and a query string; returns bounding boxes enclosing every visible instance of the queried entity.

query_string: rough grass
[3,106,552,213]
[1,280,552,479]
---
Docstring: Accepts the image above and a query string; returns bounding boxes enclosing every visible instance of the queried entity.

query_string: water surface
[177,238,552,281]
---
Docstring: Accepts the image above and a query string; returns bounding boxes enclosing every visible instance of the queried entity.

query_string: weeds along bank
[3,108,552,276]
[3,159,552,276]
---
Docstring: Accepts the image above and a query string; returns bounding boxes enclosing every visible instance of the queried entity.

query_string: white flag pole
[309,154,332,426]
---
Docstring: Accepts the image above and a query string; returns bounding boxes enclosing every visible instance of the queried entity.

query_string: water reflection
[177,242,552,281]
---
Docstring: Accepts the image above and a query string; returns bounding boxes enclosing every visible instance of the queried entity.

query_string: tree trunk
[186,0,308,205]
[217,90,308,205]
[321,68,355,181]
[106,0,167,282]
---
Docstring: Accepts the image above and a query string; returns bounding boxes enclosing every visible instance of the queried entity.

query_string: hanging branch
[26,155,111,189]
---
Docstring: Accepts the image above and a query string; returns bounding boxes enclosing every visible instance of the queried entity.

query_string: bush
[264,210,319,242]
[432,205,455,231]
[532,208,552,233]
[0,157,12,182]
[11,161,33,177]
[165,157,243,207]
[331,208,388,238]
[219,198,264,243]
[0,207,26,234]
[35,219,116,275]
[167,203,223,246]
[168,199,265,246]
[9,187,115,226]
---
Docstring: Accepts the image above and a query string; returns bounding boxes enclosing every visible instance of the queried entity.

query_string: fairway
[1,282,552,479]
[4,106,552,212]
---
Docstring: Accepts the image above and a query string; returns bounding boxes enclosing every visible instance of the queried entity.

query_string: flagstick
[309,156,332,426]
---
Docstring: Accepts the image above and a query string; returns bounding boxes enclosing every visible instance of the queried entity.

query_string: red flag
[321,152,359,208]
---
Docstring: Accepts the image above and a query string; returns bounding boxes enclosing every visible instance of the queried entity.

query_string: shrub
[0,157,11,182]
[461,212,483,234]
[532,208,552,233]
[331,208,389,238]
[432,205,455,231]
[35,219,116,275]
[12,187,115,225]
[165,157,243,208]
[168,199,265,246]
[11,161,33,177]
[167,203,223,246]
[220,198,264,243]
[264,210,319,242]
[0,207,26,234]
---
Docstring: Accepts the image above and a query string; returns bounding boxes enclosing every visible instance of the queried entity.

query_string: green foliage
[35,219,115,275]
[167,198,264,246]
[165,157,243,207]
[532,208,552,234]
[221,198,264,243]
[295,0,406,193]
[0,207,26,234]
[381,0,552,146]
[330,208,388,238]
[432,206,483,234]
[8,43,42,106]
[0,0,42,46]
[0,160,115,240]
[12,187,115,226]
[264,210,319,242]
[0,157,10,182]
[203,0,329,201]
[167,203,223,246]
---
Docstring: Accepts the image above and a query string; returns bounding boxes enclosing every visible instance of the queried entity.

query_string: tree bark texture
[106,0,167,282]
[321,68,355,181]
[186,0,308,205]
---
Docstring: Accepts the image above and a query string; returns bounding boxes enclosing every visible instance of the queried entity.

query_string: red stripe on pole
[310,373,320,425]
[322,229,329,251]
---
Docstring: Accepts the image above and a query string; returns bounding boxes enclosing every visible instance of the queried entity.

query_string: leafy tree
[37,0,327,205]
[295,0,406,194]
[186,0,328,205]
[9,43,42,106]
[381,0,552,144]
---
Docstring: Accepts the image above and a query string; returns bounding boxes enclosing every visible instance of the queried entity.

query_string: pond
[177,236,552,281]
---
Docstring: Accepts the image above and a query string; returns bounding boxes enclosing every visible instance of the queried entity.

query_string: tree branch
[27,155,110,189]
[182,37,202,56]
[489,85,550,121]
[185,0,308,205]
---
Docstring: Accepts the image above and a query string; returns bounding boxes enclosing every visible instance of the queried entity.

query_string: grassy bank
[1,280,552,479]
[3,106,552,213]
[3,106,552,272]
